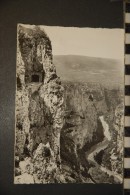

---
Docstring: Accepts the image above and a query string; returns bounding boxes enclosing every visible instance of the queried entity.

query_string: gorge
[60,81,123,183]
[14,24,123,184]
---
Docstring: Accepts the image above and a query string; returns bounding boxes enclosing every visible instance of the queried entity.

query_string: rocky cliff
[60,81,123,183]
[15,25,64,183]
[14,24,123,184]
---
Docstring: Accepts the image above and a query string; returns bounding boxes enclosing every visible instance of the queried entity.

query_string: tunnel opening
[31,74,40,82]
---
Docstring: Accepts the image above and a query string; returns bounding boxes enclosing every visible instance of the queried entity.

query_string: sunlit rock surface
[15,24,64,183]
[15,24,123,184]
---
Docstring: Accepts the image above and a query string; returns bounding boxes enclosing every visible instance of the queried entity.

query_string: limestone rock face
[14,24,123,184]
[15,24,64,183]
[60,81,123,183]
[60,82,105,179]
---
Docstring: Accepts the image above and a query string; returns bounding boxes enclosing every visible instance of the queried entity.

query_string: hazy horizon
[53,54,123,62]
[20,24,124,62]
[53,55,124,84]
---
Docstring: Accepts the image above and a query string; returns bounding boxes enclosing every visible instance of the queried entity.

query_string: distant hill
[53,55,123,85]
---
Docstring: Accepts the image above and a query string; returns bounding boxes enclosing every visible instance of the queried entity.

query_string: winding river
[86,115,122,183]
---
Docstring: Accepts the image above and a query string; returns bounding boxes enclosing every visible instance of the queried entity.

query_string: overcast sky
[41,26,124,61]
[21,24,124,61]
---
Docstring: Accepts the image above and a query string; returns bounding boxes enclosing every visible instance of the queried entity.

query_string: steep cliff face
[101,101,124,176]
[60,81,123,183]
[14,24,123,184]
[15,25,64,183]
[61,82,108,149]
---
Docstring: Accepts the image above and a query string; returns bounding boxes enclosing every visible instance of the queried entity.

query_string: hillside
[54,55,123,85]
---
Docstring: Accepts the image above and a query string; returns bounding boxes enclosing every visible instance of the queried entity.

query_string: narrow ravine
[86,115,122,183]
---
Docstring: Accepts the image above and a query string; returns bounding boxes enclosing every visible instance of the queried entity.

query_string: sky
[41,26,124,61]
[21,24,124,61]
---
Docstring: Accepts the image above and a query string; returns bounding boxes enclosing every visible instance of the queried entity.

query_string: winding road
[86,115,122,183]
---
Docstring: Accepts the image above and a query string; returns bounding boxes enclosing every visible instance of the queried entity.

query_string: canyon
[14,24,124,184]
[60,81,123,183]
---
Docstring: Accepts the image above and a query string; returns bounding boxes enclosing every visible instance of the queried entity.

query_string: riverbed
[86,115,122,183]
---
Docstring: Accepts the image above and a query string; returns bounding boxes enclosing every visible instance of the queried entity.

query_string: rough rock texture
[60,81,123,183]
[15,25,64,183]
[14,24,123,184]
[101,87,124,175]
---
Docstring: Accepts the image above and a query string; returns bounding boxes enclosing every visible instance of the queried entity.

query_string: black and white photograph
[14,24,124,184]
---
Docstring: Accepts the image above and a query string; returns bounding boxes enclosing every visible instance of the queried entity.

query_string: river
[86,115,122,183]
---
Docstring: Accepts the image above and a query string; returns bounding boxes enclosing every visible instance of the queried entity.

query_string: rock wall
[14,24,123,184]
[60,81,123,183]
[15,24,64,183]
